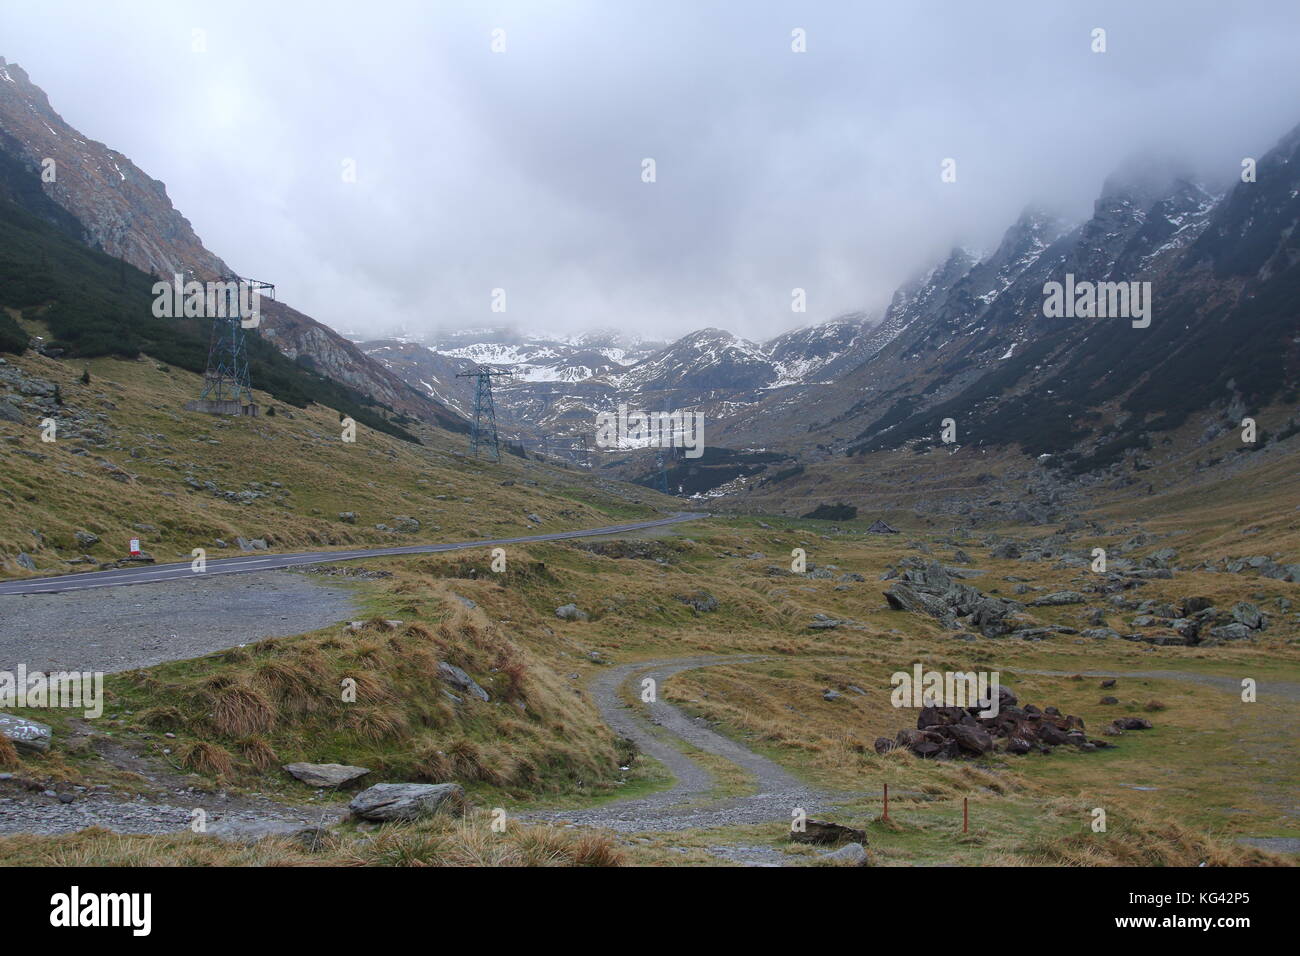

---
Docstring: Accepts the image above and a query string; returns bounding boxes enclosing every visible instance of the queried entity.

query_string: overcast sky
[4,0,1300,343]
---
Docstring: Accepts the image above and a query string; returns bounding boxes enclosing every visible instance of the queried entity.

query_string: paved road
[0,512,707,596]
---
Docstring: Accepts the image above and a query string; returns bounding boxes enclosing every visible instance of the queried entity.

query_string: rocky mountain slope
[359,317,880,458]
[0,56,464,432]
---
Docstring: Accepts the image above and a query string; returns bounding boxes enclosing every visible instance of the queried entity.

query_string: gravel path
[0,570,358,673]
[0,718,349,840]
[524,656,858,834]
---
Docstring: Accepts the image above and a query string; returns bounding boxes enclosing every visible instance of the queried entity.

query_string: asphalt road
[0,512,707,596]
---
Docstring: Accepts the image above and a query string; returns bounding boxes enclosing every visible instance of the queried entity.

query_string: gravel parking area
[0,570,358,673]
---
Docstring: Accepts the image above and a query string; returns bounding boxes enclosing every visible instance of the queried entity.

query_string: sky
[3,0,1300,344]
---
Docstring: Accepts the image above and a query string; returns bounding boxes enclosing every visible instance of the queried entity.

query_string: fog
[4,0,1300,343]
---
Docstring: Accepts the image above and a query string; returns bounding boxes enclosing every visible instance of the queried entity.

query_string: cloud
[4,0,1300,342]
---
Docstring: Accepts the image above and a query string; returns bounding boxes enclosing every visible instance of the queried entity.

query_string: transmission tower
[574,433,591,469]
[456,365,511,460]
[654,448,669,493]
[190,273,274,415]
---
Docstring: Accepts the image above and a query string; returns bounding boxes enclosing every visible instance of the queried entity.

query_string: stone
[74,530,100,547]
[1082,627,1121,640]
[820,842,869,866]
[823,690,841,702]
[437,661,490,701]
[349,782,466,822]
[1111,717,1153,731]
[675,590,719,613]
[1029,590,1087,606]
[0,712,52,753]
[790,819,868,846]
[1208,623,1252,641]
[883,583,957,627]
[283,762,371,787]
[337,511,358,523]
[555,603,589,621]
[948,723,994,755]
[391,515,421,533]
[15,553,36,571]
[1231,602,1265,630]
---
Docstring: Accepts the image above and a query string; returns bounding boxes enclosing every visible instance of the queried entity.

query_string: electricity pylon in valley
[456,365,511,460]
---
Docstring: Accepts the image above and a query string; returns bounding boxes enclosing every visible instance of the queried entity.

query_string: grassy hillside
[0,343,678,577]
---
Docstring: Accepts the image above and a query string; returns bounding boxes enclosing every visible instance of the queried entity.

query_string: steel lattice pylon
[456,365,512,460]
[198,274,275,406]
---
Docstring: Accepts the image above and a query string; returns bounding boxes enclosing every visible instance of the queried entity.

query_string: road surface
[0,512,707,595]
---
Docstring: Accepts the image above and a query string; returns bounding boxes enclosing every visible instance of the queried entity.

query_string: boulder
[820,842,869,866]
[283,762,371,787]
[1231,602,1265,630]
[883,583,957,627]
[1111,717,1153,731]
[349,782,466,822]
[675,590,719,613]
[1208,623,1252,641]
[337,512,358,524]
[791,819,868,846]
[948,723,994,755]
[0,713,52,753]
[391,516,421,534]
[437,661,490,701]
[555,603,589,621]
[1029,591,1087,607]
[74,530,100,548]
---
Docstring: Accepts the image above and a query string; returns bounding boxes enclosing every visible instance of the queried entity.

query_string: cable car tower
[188,273,275,416]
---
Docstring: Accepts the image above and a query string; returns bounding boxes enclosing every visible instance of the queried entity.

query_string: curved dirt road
[526,656,855,832]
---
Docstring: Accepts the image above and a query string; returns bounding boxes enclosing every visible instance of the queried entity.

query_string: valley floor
[1,495,1297,866]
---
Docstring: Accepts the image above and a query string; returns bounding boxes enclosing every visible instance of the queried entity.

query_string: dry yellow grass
[0,810,626,867]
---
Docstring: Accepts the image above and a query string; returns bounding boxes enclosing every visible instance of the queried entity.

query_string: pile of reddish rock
[874,687,1147,758]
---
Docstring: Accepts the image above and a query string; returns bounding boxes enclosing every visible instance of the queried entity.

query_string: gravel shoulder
[0,570,358,673]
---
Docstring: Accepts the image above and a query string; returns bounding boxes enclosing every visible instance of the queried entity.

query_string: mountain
[358,318,879,459]
[0,56,465,433]
[384,121,1296,505]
